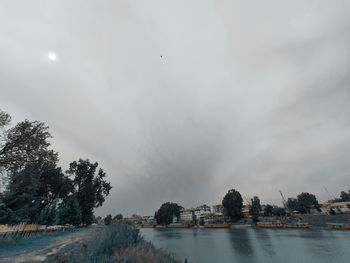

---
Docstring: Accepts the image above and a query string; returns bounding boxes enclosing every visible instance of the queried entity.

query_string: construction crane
[244,196,251,206]
[279,190,287,208]
[323,186,334,201]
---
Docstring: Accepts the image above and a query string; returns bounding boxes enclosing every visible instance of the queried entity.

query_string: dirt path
[0,227,96,263]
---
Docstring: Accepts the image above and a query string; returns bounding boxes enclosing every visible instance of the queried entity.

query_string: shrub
[46,224,179,263]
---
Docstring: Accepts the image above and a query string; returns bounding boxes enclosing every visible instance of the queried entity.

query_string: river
[141,227,350,263]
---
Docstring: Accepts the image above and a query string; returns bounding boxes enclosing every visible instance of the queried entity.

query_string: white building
[330,202,350,213]
[212,204,224,215]
[180,205,211,222]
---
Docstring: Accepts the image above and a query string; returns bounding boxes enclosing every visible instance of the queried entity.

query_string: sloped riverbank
[0,224,179,263]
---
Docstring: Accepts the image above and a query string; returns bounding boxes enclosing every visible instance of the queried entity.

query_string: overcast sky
[1,0,350,216]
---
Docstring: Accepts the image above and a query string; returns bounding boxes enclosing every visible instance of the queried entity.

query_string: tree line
[220,190,323,222]
[153,188,349,224]
[0,109,111,226]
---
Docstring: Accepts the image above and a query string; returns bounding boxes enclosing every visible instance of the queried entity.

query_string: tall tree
[37,164,73,215]
[263,204,273,217]
[0,115,57,193]
[2,164,42,223]
[222,189,243,222]
[0,109,11,129]
[104,214,112,225]
[0,196,18,224]
[3,160,71,224]
[340,191,350,202]
[0,109,11,194]
[286,198,299,212]
[114,214,123,220]
[296,192,320,214]
[67,159,111,225]
[0,113,71,224]
[249,196,261,222]
[0,120,57,175]
[57,195,82,226]
[154,202,181,225]
[272,206,286,216]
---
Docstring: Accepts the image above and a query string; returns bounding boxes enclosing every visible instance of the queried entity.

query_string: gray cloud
[1,0,350,216]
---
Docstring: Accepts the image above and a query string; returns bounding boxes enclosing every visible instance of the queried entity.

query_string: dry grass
[46,224,180,263]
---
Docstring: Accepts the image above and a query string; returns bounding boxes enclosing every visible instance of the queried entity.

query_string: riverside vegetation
[0,109,179,262]
[46,224,179,263]
[0,109,111,226]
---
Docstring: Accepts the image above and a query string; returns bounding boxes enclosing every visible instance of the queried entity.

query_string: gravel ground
[0,227,96,263]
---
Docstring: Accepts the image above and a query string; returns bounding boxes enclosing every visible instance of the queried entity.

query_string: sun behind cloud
[48,52,57,61]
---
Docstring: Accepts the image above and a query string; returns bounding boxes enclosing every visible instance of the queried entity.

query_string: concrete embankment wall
[259,214,350,227]
[299,214,350,227]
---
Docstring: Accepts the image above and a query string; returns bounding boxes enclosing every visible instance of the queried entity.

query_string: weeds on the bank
[46,224,179,263]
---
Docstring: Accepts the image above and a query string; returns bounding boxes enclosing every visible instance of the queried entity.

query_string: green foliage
[222,189,243,222]
[46,225,178,263]
[2,159,71,225]
[38,200,58,225]
[286,198,299,212]
[250,196,261,222]
[114,214,123,220]
[0,110,111,226]
[57,196,82,226]
[0,198,19,224]
[296,192,320,214]
[104,214,112,225]
[0,120,57,174]
[340,191,350,202]
[3,163,43,223]
[272,206,285,216]
[0,109,11,128]
[67,159,112,225]
[263,204,273,217]
[286,193,320,214]
[154,202,181,225]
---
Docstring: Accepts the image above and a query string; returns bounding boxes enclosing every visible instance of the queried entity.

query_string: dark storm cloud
[1,0,350,216]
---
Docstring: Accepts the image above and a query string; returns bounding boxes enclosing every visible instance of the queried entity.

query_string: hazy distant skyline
[1,0,350,216]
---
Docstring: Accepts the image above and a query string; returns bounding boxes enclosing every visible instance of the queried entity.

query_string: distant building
[200,213,227,224]
[242,205,250,218]
[213,203,251,218]
[147,216,155,224]
[318,201,330,214]
[180,205,211,222]
[330,201,350,213]
[140,216,155,224]
[212,204,224,215]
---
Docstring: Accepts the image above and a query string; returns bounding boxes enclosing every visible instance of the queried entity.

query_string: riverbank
[255,213,350,227]
[45,224,179,263]
[136,214,350,229]
[0,224,180,263]
[298,214,350,227]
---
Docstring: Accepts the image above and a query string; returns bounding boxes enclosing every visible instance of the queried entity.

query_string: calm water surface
[141,228,350,263]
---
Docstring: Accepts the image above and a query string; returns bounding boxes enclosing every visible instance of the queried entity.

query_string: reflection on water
[141,228,350,263]
[228,229,256,262]
[253,228,276,257]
